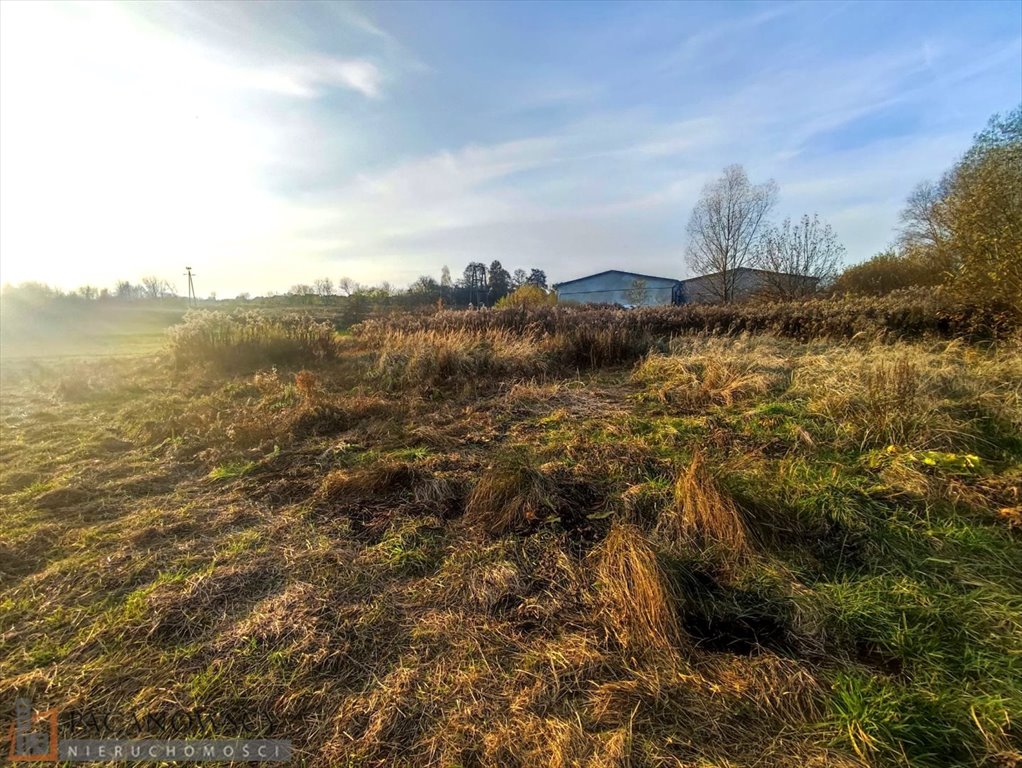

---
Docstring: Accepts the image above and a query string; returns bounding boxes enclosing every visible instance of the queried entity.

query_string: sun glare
[0,1,287,292]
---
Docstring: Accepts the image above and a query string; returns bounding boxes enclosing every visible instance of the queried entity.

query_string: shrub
[354,290,1019,344]
[495,284,557,308]
[168,311,337,370]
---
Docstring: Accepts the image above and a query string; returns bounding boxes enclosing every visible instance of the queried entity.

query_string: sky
[0,1,1019,298]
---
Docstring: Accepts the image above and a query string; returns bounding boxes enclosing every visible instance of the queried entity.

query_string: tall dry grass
[465,452,558,535]
[367,328,549,390]
[168,310,338,370]
[592,522,683,656]
[663,450,752,566]
[632,336,787,409]
[793,338,1022,451]
[356,289,1020,342]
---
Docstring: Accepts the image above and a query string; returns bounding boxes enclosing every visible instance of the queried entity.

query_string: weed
[465,450,559,535]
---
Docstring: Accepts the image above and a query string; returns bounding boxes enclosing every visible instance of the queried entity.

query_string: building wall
[679,270,768,303]
[679,269,818,303]
[556,272,678,306]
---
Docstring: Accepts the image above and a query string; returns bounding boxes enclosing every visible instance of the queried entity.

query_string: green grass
[1,330,1019,767]
[208,460,258,480]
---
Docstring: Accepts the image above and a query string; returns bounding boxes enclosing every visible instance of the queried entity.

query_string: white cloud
[229,57,383,99]
[1,1,1016,296]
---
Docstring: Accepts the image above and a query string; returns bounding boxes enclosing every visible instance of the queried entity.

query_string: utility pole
[184,267,197,307]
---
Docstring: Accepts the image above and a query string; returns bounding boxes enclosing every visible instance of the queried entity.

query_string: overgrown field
[2,309,1021,767]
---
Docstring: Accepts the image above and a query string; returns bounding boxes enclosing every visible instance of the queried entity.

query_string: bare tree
[899,178,952,254]
[755,214,844,298]
[140,276,174,299]
[313,277,334,296]
[114,280,140,300]
[686,165,777,303]
[337,276,361,296]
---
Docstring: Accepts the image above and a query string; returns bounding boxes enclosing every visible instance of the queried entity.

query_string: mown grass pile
[2,308,1020,767]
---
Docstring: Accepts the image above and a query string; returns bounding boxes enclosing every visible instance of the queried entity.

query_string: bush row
[354,290,1020,342]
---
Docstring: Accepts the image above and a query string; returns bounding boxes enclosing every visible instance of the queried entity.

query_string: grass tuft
[593,522,683,655]
[465,451,558,535]
[663,450,752,567]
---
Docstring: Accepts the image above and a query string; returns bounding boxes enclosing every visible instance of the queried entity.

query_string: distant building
[554,267,818,305]
[553,270,681,307]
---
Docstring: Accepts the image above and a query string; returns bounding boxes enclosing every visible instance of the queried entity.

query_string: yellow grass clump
[592,522,682,656]
[632,336,788,409]
[663,450,752,565]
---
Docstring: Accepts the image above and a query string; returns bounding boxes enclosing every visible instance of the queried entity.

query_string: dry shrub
[294,369,323,402]
[551,325,654,369]
[465,453,558,535]
[356,290,1020,343]
[168,310,337,370]
[663,451,751,565]
[592,522,682,655]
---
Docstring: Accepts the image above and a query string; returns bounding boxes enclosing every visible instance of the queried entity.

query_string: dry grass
[592,522,683,656]
[663,450,752,567]
[632,336,788,410]
[368,327,549,390]
[3,324,1021,768]
[168,309,338,370]
[465,452,558,535]
[793,338,1022,451]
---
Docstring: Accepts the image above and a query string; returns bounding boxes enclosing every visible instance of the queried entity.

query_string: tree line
[284,263,548,308]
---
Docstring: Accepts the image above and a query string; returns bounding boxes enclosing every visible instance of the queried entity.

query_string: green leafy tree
[487,260,512,305]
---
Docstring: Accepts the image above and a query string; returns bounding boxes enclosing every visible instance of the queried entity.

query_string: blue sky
[1,0,1019,296]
